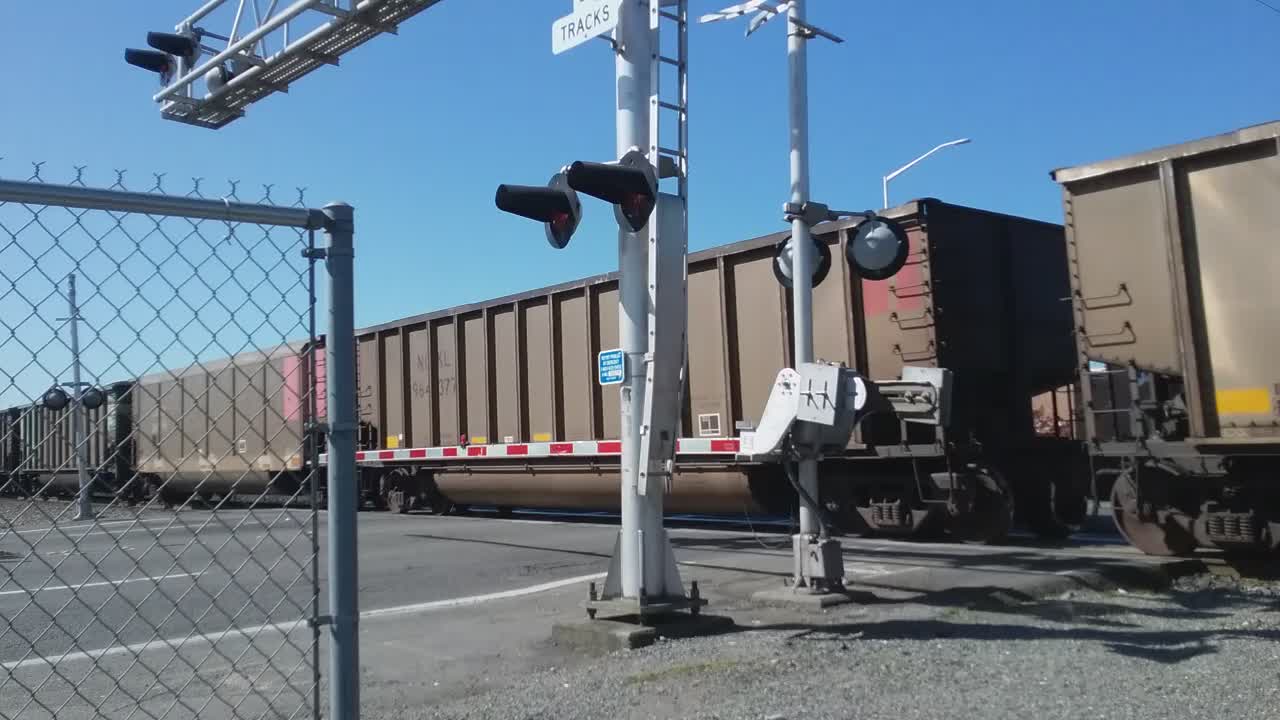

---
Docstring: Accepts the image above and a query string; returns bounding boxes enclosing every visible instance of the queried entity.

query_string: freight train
[329,197,1088,545]
[1,197,1083,546]
[3,120,1275,557]
[0,343,317,508]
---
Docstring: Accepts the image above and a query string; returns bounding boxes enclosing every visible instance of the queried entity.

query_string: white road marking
[361,571,607,620]
[6,519,154,536]
[0,572,200,598]
[843,563,901,577]
[1,618,313,671]
[7,520,275,548]
[5,509,297,539]
[2,571,607,670]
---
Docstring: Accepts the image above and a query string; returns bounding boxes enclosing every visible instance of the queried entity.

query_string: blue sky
[3,1,1279,331]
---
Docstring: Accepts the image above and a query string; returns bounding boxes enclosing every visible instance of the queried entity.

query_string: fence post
[323,201,359,720]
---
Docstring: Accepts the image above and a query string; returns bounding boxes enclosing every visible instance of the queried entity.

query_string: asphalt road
[0,507,317,720]
[0,505,1168,720]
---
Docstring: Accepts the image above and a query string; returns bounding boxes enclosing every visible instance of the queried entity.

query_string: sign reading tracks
[552,0,622,55]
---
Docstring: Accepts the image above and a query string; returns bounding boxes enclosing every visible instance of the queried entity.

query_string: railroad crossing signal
[566,149,658,233]
[848,216,909,280]
[494,148,659,244]
[772,235,832,289]
[779,201,912,282]
[125,32,199,86]
[494,172,583,249]
[41,386,103,412]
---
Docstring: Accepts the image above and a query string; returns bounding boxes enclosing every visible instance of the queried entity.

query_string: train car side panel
[1066,166,1181,374]
[432,320,459,446]
[521,301,553,442]
[461,311,487,444]
[356,334,383,448]
[555,291,591,442]
[382,330,406,449]
[1008,216,1078,397]
[1179,140,1280,435]
[862,216,938,381]
[590,283,621,440]
[686,258,729,438]
[725,247,789,430]
[811,232,853,369]
[491,306,520,444]
[406,324,433,447]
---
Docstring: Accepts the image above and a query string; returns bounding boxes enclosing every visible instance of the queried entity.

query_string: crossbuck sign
[552,0,622,55]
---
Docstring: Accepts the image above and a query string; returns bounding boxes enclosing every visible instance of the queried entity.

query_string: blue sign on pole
[597,348,625,385]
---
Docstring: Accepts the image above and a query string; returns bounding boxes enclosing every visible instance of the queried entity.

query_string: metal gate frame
[0,175,357,720]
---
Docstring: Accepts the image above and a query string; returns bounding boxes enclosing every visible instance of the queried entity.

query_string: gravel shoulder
[417,572,1280,720]
[0,496,170,530]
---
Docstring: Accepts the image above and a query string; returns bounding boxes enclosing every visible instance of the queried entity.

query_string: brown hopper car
[342,197,1084,543]
[131,342,314,505]
[1052,119,1280,555]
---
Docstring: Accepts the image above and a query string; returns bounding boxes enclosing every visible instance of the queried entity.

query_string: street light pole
[882,137,971,209]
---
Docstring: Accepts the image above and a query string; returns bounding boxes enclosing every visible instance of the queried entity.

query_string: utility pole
[52,273,95,521]
[69,274,91,521]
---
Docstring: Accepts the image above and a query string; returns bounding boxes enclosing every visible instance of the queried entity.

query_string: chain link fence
[0,164,355,720]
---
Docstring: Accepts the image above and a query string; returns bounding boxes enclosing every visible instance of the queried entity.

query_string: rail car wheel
[946,470,1014,545]
[1110,472,1197,557]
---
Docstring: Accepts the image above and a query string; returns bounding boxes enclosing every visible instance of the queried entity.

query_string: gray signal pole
[615,0,656,600]
[701,0,845,594]
[497,0,695,616]
[785,0,820,560]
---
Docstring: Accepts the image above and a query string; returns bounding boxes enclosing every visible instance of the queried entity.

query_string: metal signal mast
[125,0,447,128]
[496,0,698,620]
[702,0,860,596]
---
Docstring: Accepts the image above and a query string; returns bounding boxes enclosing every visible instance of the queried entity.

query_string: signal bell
[847,216,909,281]
[566,149,657,233]
[494,172,583,249]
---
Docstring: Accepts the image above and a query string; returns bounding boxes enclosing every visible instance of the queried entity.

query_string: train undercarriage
[357,446,1090,546]
[1104,450,1280,556]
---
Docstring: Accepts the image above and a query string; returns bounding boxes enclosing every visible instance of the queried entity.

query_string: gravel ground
[417,573,1280,720]
[0,496,168,529]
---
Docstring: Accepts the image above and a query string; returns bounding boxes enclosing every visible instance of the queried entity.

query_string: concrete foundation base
[551,614,735,656]
[752,586,859,610]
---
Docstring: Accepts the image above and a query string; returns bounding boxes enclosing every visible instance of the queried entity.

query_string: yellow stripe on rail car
[1216,388,1272,416]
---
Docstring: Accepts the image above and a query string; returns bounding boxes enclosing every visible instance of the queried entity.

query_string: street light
[882,138,971,209]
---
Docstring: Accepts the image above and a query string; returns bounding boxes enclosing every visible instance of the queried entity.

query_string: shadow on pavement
[733,586,1278,665]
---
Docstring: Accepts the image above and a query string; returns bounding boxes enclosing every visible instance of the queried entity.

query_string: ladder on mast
[650,0,689,205]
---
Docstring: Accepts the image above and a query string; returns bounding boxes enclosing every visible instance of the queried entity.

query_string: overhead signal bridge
[129,0,447,129]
